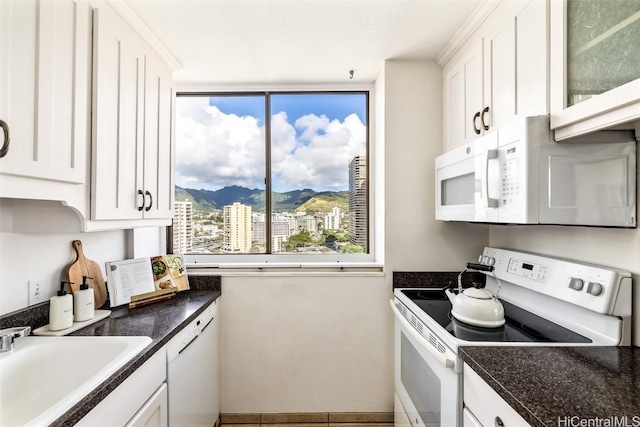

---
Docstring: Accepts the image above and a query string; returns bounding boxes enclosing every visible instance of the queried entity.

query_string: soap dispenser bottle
[74,276,95,322]
[50,281,74,331]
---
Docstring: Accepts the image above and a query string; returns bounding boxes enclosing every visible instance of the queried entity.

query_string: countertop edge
[459,347,547,427]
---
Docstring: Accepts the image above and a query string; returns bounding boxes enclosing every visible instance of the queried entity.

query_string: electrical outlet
[28,277,48,306]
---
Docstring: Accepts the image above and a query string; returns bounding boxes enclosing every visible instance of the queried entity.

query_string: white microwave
[435,115,637,227]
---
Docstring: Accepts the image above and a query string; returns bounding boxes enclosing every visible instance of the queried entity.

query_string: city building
[223,202,252,253]
[173,201,193,254]
[349,155,367,251]
[252,219,290,253]
[324,206,343,230]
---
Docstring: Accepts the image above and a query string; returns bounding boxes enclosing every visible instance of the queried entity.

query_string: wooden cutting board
[66,240,108,308]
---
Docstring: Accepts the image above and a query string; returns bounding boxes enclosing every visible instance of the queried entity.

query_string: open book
[106,254,189,307]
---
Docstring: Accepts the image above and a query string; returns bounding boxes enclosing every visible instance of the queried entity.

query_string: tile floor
[219,412,394,427]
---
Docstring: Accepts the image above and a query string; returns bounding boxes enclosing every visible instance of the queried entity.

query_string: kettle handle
[465,262,494,272]
[458,263,501,299]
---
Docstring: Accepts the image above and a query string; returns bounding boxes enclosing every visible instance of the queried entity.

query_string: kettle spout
[445,288,456,304]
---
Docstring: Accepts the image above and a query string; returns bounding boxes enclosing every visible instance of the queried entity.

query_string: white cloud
[175,98,366,192]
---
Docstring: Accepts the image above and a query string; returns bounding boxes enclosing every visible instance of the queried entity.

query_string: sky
[175,93,367,193]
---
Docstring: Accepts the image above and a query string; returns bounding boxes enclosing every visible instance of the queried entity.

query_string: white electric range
[391,247,632,427]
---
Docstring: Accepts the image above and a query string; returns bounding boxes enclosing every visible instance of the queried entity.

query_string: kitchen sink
[0,335,151,427]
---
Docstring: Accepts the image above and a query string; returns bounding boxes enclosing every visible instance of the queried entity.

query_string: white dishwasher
[167,300,219,427]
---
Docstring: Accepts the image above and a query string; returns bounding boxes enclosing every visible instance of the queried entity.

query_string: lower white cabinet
[77,347,167,427]
[463,363,531,427]
[126,383,168,427]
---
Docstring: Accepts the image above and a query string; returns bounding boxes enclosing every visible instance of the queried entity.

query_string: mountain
[175,185,349,213]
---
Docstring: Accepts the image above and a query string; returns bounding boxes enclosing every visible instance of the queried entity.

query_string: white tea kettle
[445,262,505,328]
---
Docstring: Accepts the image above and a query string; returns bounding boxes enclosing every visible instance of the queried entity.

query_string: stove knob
[478,255,485,263]
[587,282,603,296]
[568,277,584,291]
[485,256,495,266]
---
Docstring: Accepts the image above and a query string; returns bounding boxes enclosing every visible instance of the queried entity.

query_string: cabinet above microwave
[435,115,637,227]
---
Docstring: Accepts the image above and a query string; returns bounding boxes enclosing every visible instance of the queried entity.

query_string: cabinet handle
[481,106,490,131]
[472,112,481,135]
[495,416,504,427]
[137,190,145,211]
[145,190,153,212]
[0,120,10,158]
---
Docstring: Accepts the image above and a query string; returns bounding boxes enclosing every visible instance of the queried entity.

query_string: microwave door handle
[389,300,455,370]
[485,149,499,208]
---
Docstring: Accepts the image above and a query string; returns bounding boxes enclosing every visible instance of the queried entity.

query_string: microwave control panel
[501,147,522,206]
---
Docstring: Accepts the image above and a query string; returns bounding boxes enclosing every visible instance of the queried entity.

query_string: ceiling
[124,0,482,85]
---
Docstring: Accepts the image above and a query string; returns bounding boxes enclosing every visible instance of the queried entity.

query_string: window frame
[171,85,378,267]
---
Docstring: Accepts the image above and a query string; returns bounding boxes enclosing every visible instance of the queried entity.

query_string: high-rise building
[173,201,193,254]
[252,218,289,252]
[223,202,252,253]
[349,155,367,251]
[324,206,343,230]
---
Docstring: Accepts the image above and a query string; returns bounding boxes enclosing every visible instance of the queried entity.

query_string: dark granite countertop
[460,346,640,426]
[0,275,221,427]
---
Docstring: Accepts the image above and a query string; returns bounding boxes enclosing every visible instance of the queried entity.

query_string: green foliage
[286,230,313,250]
[341,244,364,254]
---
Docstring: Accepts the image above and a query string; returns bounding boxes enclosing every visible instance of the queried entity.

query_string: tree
[341,244,364,253]
[286,230,313,251]
[324,234,337,247]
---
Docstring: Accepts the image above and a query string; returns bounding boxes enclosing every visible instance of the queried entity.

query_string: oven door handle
[389,300,455,369]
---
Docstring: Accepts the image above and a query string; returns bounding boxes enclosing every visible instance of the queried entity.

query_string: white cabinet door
[443,38,484,152]
[483,0,548,130]
[0,0,89,186]
[125,383,168,427]
[442,0,548,152]
[142,50,175,220]
[91,2,174,224]
[91,3,146,220]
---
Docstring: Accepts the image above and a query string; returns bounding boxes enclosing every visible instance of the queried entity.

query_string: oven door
[390,300,461,427]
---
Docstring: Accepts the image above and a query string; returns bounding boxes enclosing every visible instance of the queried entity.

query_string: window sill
[185,261,384,276]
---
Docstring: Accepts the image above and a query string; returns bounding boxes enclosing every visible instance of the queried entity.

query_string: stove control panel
[482,247,631,315]
[507,258,548,283]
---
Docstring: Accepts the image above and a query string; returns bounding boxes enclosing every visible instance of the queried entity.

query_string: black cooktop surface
[400,288,591,343]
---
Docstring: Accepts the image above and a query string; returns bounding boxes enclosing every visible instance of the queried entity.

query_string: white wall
[218,274,390,413]
[216,60,490,414]
[0,200,165,315]
[383,61,488,271]
[0,227,127,314]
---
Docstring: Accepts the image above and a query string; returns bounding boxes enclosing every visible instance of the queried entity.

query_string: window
[172,91,370,263]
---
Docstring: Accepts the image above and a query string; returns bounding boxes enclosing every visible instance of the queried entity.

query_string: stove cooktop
[400,289,591,344]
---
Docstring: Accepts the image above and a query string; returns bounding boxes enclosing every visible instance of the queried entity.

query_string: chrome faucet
[0,326,31,353]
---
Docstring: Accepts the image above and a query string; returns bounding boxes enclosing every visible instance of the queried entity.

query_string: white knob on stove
[587,282,603,296]
[478,255,485,263]
[568,277,584,291]
[485,257,495,266]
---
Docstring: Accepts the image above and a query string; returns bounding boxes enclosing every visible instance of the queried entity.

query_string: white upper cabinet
[91,2,174,225]
[443,39,484,152]
[142,50,175,220]
[0,0,90,195]
[441,0,549,151]
[550,0,640,140]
